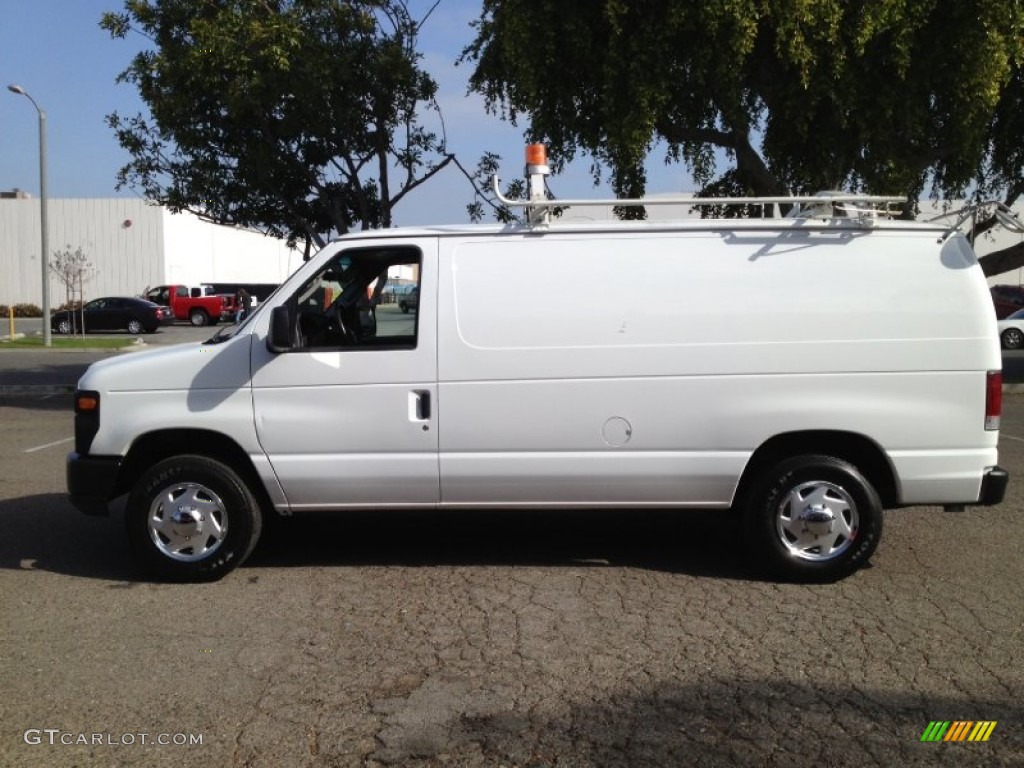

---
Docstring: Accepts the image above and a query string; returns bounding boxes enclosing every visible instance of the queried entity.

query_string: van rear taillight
[986,371,1002,431]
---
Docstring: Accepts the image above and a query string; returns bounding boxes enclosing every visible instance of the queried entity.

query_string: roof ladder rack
[497,146,906,226]
[927,201,1024,243]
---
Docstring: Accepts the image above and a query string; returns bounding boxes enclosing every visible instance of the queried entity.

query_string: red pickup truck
[145,285,236,326]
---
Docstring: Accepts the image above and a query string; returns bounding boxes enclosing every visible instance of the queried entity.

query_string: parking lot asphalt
[0,322,223,393]
[1,394,1023,767]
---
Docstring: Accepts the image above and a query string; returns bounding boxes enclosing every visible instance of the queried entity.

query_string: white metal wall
[0,198,164,307]
[0,199,303,307]
[0,198,39,305]
[161,209,304,288]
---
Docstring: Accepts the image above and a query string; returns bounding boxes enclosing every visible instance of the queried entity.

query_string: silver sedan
[998,308,1024,349]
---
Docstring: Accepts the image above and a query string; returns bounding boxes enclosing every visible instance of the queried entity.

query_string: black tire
[189,309,209,327]
[742,454,882,582]
[55,318,72,334]
[399,302,410,314]
[1001,327,1023,350]
[125,455,262,582]
[126,318,144,335]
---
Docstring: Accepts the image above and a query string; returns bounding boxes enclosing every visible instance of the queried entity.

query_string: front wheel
[1002,327,1023,349]
[743,455,882,582]
[189,309,209,327]
[125,455,262,581]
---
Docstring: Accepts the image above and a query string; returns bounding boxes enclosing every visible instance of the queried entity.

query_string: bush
[0,304,42,318]
[55,300,85,312]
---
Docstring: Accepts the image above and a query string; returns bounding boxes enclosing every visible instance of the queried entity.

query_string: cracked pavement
[0,394,1021,767]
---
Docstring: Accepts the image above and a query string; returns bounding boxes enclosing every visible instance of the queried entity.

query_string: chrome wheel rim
[775,480,858,561]
[57,319,71,334]
[127,319,142,334]
[1005,329,1022,349]
[147,482,229,562]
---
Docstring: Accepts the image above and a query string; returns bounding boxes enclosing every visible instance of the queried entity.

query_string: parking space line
[24,437,74,453]
[1001,433,1024,443]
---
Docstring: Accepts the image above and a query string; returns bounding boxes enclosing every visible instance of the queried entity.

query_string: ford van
[66,185,1011,582]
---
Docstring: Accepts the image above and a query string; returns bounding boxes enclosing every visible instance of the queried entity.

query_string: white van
[66,189,1010,582]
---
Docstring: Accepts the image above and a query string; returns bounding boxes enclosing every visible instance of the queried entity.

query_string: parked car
[998,309,1024,349]
[380,282,416,304]
[398,286,418,313]
[52,297,174,335]
[991,285,1024,319]
[145,284,236,326]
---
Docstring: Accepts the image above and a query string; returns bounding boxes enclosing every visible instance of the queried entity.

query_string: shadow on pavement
[250,507,767,581]
[378,680,1023,767]
[0,495,768,582]
[0,493,135,581]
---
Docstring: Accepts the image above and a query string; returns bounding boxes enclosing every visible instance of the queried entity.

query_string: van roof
[331,216,951,244]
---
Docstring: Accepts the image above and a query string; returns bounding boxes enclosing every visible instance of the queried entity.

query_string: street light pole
[7,84,51,346]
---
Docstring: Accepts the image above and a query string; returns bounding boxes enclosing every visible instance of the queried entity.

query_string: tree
[102,0,457,249]
[463,0,1024,273]
[50,246,97,334]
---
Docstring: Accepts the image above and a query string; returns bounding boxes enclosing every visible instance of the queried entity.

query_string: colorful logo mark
[920,721,997,742]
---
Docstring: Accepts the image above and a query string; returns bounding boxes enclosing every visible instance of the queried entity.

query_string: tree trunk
[980,241,1024,278]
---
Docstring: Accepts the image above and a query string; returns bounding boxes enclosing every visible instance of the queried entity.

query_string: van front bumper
[66,452,122,516]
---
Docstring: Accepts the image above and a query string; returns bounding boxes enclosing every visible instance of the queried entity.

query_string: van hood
[78,335,253,393]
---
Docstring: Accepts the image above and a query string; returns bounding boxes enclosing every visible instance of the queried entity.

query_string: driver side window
[294,246,421,350]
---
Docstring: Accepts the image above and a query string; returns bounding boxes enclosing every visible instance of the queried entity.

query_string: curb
[0,339,148,396]
[0,385,74,396]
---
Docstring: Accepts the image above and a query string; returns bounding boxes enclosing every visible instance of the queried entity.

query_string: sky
[0,0,687,228]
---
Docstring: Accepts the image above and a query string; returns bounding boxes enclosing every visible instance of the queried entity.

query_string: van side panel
[436,230,999,507]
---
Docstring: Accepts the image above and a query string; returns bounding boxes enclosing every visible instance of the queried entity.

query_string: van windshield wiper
[204,326,232,344]
[206,307,259,344]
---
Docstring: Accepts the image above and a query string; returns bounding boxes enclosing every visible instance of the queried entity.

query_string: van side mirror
[267,306,294,353]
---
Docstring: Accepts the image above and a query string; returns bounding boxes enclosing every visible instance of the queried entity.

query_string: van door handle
[409,390,431,421]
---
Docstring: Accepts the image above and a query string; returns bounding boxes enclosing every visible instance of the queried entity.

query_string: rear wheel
[189,309,209,326]
[1001,327,1023,349]
[126,318,143,334]
[743,455,882,582]
[125,455,262,581]
[55,318,72,334]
